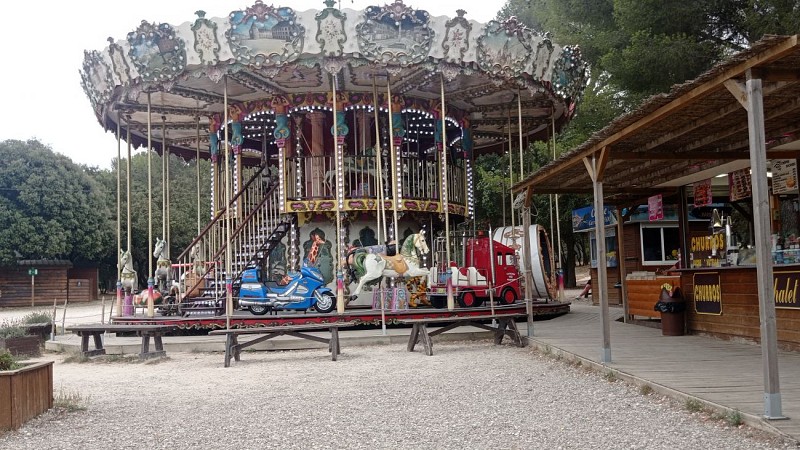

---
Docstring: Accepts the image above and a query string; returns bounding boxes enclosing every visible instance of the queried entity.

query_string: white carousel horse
[119,249,138,293]
[153,237,171,292]
[347,232,430,297]
[190,244,207,277]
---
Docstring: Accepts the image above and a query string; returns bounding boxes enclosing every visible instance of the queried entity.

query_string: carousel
[80,0,587,328]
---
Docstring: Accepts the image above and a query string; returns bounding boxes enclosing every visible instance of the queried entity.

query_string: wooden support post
[745,75,784,419]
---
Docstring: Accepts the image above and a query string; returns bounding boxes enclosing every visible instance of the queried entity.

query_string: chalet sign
[774,271,800,309]
[693,272,721,315]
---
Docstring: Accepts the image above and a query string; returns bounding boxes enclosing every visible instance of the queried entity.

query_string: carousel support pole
[507,110,516,239]
[518,94,535,333]
[552,116,564,301]
[196,116,201,235]
[162,116,167,249]
[122,117,133,317]
[386,80,400,253]
[372,77,387,244]
[146,92,155,318]
[523,206,534,336]
[116,120,123,317]
[165,123,171,262]
[332,73,346,315]
[224,76,233,330]
[440,74,453,311]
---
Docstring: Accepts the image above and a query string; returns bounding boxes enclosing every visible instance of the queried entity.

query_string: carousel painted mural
[80,1,588,323]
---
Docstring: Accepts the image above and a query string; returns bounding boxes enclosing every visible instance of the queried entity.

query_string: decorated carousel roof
[80,0,588,160]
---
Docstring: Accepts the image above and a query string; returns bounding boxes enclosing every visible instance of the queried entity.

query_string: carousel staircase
[174,165,290,303]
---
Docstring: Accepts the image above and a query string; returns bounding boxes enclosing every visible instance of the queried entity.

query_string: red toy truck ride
[427,235,522,308]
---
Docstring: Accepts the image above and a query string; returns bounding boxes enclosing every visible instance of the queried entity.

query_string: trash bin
[654,286,686,336]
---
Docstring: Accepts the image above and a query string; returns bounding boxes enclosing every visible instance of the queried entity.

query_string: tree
[0,139,113,266]
[500,0,800,96]
[90,151,212,288]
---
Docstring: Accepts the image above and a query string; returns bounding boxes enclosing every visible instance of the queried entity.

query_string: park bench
[65,324,177,360]
[208,321,357,367]
[398,313,527,356]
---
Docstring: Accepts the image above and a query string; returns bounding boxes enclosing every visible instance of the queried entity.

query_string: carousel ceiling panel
[81,1,589,157]
[268,65,325,90]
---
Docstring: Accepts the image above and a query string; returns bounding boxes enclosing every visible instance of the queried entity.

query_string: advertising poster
[728,168,752,202]
[648,194,663,221]
[772,159,799,195]
[693,178,713,207]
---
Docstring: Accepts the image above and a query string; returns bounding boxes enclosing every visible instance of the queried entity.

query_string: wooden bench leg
[420,324,433,356]
[330,327,340,361]
[494,320,509,345]
[139,334,167,360]
[232,335,241,362]
[80,333,90,353]
[79,332,106,357]
[407,323,421,352]
[92,333,103,351]
[154,334,164,352]
[224,334,233,367]
[506,320,525,347]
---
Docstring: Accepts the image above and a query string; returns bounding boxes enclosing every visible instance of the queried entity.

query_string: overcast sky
[0,0,502,169]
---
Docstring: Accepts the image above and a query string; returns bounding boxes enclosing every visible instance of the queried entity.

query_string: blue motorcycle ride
[237,263,336,315]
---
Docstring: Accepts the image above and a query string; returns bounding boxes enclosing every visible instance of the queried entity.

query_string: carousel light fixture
[278,147,285,210]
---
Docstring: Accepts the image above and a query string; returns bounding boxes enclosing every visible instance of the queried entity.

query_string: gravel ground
[1,343,792,449]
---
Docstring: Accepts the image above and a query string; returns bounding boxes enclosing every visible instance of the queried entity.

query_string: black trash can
[654,286,686,336]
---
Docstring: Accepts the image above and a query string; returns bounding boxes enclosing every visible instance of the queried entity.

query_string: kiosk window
[641,225,680,265]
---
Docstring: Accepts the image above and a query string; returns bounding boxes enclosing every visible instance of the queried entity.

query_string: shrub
[0,319,27,339]
[21,311,53,325]
[0,349,20,370]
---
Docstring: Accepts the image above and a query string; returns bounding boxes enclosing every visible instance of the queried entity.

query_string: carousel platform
[106,302,570,330]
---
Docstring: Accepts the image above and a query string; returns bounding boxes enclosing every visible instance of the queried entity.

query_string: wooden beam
[596,146,610,181]
[724,79,749,109]
[524,185,534,208]
[749,67,800,82]
[611,151,749,160]
[582,156,595,182]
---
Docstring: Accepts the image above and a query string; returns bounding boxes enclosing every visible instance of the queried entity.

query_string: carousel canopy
[80,0,588,160]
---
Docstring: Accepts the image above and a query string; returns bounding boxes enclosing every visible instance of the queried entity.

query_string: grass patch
[62,354,89,364]
[603,370,617,382]
[54,385,90,412]
[639,384,653,395]
[725,409,743,427]
[685,398,704,412]
[103,354,140,363]
[541,345,552,356]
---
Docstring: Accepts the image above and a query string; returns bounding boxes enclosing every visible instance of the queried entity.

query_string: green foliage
[685,397,704,412]
[89,151,211,288]
[725,409,743,427]
[21,311,53,325]
[0,319,27,338]
[500,0,799,96]
[0,139,113,267]
[0,349,20,371]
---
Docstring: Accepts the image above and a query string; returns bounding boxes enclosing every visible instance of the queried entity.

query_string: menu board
[728,168,752,202]
[693,178,713,207]
[772,159,799,195]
